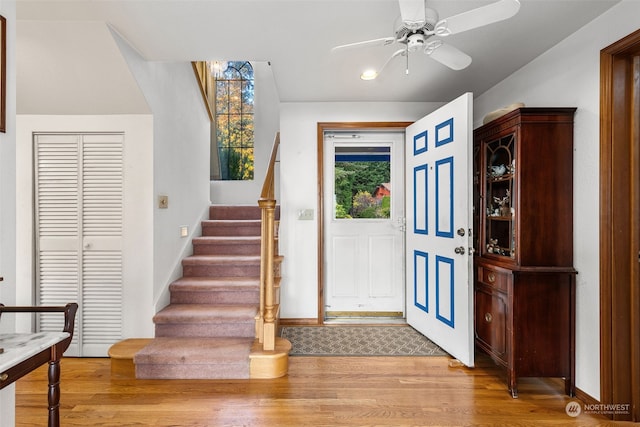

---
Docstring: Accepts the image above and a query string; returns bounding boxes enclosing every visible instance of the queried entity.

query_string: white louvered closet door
[34,133,124,357]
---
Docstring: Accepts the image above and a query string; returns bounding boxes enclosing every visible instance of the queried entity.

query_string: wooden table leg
[47,359,61,427]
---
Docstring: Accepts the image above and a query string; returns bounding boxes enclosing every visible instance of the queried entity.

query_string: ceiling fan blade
[331,37,396,52]
[398,0,426,29]
[426,41,472,70]
[435,0,520,36]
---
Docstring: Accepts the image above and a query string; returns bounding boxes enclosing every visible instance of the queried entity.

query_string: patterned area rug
[280,326,449,356]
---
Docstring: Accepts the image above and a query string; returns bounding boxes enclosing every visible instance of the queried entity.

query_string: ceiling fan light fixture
[360,69,379,80]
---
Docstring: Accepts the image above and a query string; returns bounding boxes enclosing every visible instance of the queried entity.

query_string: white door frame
[323,131,405,318]
[316,122,412,324]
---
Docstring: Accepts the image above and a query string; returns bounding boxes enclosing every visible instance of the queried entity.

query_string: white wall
[112,31,212,312]
[278,101,444,319]
[473,0,640,401]
[17,21,149,115]
[0,0,17,423]
[210,61,281,204]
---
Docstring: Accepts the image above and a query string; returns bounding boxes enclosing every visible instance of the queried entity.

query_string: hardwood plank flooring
[15,354,629,426]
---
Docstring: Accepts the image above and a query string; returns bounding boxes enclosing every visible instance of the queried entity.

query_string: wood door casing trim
[600,28,640,422]
[316,122,412,324]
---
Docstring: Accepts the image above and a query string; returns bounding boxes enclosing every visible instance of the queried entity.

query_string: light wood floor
[15,354,629,427]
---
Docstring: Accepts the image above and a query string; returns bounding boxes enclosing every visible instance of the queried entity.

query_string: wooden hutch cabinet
[472,108,577,398]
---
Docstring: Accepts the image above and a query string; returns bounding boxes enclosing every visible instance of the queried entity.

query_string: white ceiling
[17,0,621,104]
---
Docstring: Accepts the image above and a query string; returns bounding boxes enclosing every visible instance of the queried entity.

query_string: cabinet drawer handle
[487,272,496,283]
[0,373,8,382]
[484,313,493,323]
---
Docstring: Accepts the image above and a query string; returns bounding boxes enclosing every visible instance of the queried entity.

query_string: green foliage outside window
[215,61,254,180]
[334,161,390,219]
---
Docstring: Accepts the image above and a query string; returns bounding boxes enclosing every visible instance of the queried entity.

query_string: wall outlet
[180,226,188,237]
[158,195,169,209]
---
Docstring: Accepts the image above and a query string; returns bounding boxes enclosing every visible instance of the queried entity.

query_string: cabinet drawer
[478,266,510,293]
[474,285,508,363]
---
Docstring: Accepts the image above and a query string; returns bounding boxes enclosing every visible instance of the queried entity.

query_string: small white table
[0,304,78,427]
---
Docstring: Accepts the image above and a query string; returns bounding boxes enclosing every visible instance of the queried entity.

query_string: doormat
[280,325,449,356]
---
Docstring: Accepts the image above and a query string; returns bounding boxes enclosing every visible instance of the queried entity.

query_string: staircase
[133,204,289,380]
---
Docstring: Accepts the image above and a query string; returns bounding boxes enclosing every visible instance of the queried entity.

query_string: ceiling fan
[332,0,521,79]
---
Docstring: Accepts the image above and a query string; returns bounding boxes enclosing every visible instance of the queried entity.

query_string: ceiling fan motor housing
[395,7,438,45]
[407,33,426,51]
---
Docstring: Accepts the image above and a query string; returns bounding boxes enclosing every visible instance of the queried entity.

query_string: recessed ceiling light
[360,69,378,80]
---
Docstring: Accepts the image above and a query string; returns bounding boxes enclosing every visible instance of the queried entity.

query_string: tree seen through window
[215,61,254,180]
[334,155,391,219]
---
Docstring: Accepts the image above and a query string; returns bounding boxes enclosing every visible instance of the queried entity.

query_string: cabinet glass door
[484,134,515,258]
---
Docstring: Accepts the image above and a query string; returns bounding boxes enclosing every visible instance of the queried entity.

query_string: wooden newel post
[259,198,277,351]
[257,132,281,352]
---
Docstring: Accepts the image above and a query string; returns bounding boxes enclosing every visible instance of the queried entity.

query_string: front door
[324,130,405,319]
[405,93,475,366]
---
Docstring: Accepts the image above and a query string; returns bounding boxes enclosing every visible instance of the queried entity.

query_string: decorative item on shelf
[482,102,525,124]
[487,238,499,254]
[490,164,507,178]
[493,189,510,217]
[506,159,516,174]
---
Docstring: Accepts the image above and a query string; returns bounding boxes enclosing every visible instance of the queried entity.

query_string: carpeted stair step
[202,219,262,237]
[153,304,257,338]
[192,236,262,256]
[134,337,254,379]
[209,205,279,221]
[182,255,261,277]
[169,277,260,305]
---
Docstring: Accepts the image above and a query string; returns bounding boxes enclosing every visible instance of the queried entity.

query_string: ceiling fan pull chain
[406,44,409,75]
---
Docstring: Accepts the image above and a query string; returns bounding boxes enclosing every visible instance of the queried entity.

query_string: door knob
[454,246,465,255]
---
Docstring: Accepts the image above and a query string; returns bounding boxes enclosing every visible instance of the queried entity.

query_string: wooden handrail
[260,132,280,200]
[191,61,214,122]
[257,132,280,351]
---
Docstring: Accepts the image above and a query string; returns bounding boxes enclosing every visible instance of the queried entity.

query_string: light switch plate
[158,195,168,209]
[298,209,314,220]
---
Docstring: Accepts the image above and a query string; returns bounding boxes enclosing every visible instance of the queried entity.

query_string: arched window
[214,61,254,180]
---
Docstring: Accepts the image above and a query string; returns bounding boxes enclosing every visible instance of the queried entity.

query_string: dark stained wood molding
[575,386,601,409]
[599,28,640,422]
[316,122,413,324]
